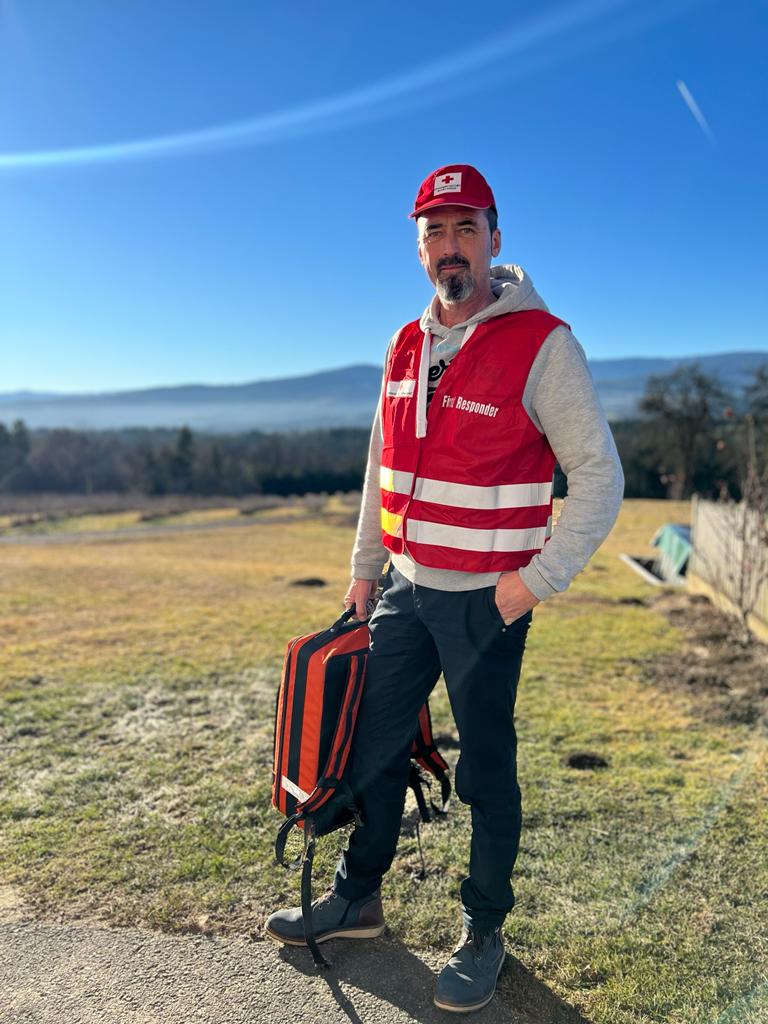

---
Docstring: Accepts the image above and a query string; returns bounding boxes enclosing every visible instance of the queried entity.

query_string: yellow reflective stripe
[406,519,547,552]
[379,466,414,495]
[380,508,404,538]
[412,477,552,509]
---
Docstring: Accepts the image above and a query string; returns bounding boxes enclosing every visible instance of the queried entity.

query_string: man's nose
[439,230,462,258]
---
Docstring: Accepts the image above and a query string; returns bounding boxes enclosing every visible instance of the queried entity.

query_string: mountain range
[1,352,766,433]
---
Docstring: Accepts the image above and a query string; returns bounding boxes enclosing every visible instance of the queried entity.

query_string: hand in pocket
[494,570,539,625]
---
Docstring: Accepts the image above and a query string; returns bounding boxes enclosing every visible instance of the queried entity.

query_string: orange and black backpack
[272,605,451,966]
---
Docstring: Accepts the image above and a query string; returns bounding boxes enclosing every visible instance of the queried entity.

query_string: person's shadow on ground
[276,934,593,1024]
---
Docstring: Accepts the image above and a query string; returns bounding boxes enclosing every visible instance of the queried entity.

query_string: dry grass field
[1,497,767,1024]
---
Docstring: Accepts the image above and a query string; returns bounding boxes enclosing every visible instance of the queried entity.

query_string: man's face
[417,206,501,305]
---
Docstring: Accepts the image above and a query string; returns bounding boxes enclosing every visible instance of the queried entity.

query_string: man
[266,164,624,1013]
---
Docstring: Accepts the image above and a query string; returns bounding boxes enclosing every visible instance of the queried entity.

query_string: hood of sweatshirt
[411,264,550,438]
[418,264,550,337]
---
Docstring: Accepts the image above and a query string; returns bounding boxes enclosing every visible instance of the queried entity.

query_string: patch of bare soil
[0,884,26,923]
[641,592,768,727]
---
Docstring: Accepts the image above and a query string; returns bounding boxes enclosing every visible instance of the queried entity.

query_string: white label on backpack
[282,775,311,803]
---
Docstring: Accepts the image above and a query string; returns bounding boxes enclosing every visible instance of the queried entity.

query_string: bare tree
[690,366,768,641]
[745,362,768,419]
[640,364,730,500]
[735,412,768,630]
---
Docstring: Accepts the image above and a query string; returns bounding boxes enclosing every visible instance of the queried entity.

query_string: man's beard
[435,258,475,304]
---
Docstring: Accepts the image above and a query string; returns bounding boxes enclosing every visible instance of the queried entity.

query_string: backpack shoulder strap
[410,701,451,816]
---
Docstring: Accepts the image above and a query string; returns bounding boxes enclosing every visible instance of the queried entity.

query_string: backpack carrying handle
[275,813,303,870]
[331,604,369,631]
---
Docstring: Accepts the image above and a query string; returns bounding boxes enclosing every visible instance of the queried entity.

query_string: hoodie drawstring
[416,330,430,439]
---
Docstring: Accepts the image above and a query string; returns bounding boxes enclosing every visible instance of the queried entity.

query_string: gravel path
[0,905,588,1024]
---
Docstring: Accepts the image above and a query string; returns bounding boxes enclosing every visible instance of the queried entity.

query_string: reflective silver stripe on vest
[406,519,549,552]
[380,466,415,494]
[412,477,552,510]
[386,379,415,397]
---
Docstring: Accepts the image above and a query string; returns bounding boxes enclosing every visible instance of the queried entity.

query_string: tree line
[1,362,766,499]
[0,423,368,497]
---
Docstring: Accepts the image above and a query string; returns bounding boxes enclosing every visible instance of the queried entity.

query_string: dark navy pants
[333,563,532,930]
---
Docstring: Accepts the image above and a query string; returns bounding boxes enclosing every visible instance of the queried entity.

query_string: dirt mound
[640,591,768,727]
[563,751,610,770]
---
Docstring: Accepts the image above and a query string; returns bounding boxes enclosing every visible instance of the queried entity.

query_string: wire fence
[688,494,768,642]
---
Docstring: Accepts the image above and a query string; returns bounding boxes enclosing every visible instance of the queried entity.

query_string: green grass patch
[1,499,766,1023]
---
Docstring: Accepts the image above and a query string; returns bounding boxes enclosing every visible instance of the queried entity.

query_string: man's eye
[459,227,476,235]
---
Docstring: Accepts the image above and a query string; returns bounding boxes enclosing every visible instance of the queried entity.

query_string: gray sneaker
[433,925,505,1014]
[265,889,385,946]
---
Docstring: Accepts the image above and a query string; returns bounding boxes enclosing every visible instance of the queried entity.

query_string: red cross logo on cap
[432,170,463,197]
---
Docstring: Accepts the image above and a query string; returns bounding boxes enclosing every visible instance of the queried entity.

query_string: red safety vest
[380,309,568,573]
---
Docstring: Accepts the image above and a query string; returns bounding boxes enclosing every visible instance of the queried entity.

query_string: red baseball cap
[409,163,496,219]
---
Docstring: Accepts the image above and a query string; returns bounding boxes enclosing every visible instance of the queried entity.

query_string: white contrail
[0,0,702,171]
[676,79,715,143]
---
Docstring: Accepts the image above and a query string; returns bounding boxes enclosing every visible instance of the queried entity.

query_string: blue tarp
[650,523,692,580]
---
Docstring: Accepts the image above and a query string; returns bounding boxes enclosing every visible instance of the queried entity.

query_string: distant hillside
[587,352,768,419]
[1,352,766,431]
[0,365,381,433]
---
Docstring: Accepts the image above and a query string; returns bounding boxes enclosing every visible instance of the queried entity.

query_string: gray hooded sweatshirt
[352,264,625,600]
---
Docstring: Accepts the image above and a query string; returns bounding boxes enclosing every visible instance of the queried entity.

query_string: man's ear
[491,228,501,258]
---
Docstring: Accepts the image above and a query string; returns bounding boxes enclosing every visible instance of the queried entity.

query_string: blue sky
[1,0,766,393]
